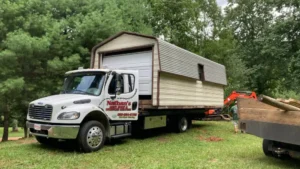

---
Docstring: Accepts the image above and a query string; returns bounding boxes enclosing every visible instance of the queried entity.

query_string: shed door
[102,51,152,95]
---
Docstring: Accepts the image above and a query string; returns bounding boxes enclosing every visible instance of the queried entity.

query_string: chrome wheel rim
[181,118,188,131]
[87,126,103,148]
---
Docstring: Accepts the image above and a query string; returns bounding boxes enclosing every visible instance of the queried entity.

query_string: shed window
[198,64,205,81]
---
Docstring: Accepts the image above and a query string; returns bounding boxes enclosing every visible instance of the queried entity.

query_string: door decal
[106,101,132,111]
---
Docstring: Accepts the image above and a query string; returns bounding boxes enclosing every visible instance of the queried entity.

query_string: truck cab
[27,69,139,152]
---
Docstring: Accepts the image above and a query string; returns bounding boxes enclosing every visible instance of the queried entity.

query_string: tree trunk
[2,108,9,142]
[259,95,300,111]
[23,118,28,138]
[24,126,28,138]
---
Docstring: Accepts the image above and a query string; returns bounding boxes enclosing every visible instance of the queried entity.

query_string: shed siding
[158,40,227,85]
[94,34,160,106]
[92,32,227,108]
[159,72,224,106]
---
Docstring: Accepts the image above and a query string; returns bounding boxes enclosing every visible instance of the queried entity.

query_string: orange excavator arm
[224,91,257,106]
[205,91,257,116]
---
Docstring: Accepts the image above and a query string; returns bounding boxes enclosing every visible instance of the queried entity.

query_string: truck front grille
[28,104,53,121]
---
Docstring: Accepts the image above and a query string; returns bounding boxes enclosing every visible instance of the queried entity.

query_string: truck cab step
[111,133,131,139]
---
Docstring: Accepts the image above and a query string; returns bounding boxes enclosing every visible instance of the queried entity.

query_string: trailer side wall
[159,72,224,106]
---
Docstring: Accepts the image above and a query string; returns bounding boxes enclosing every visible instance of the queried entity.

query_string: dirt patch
[198,136,205,141]
[197,129,207,133]
[198,136,223,142]
[104,148,113,152]
[16,138,37,144]
[48,151,58,156]
[0,137,22,142]
[206,136,223,142]
[157,137,169,143]
[118,164,132,169]
[209,158,218,163]
[0,160,10,168]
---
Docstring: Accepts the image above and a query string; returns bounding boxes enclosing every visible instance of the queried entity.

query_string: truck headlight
[57,111,80,120]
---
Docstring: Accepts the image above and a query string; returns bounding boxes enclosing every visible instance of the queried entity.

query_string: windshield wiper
[64,89,91,95]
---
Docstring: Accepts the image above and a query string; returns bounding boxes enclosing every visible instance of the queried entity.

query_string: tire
[263,139,273,157]
[77,121,106,153]
[177,116,188,133]
[35,136,57,146]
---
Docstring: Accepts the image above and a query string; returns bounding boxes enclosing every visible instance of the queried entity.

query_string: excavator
[203,91,257,121]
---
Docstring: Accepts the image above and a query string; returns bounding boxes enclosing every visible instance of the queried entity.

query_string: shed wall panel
[158,40,227,85]
[159,72,224,106]
[102,51,153,95]
[94,34,159,106]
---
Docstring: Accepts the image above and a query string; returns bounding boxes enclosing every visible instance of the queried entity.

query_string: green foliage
[1,0,300,140]
[149,0,300,98]
[272,89,300,100]
[0,78,24,95]
[226,0,300,96]
[0,0,152,138]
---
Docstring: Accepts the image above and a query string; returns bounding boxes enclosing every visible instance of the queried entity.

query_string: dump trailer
[26,32,227,152]
[238,95,300,159]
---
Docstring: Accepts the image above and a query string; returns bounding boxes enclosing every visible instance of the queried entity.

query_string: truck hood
[31,94,98,106]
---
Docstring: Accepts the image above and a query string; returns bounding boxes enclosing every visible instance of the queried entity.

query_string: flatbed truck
[26,32,227,152]
[238,96,300,159]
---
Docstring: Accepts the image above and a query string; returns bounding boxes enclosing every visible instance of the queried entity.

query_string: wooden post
[259,95,300,111]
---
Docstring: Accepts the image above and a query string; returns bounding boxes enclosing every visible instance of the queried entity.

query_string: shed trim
[90,31,157,68]
[98,44,155,55]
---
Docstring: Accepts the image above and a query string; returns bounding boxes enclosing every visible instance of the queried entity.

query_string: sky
[216,0,228,9]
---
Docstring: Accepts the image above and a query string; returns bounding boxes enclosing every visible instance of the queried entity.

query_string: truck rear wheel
[77,121,106,153]
[263,139,273,157]
[35,136,57,146]
[177,116,188,133]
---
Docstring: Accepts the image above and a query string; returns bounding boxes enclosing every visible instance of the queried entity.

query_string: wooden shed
[91,32,227,109]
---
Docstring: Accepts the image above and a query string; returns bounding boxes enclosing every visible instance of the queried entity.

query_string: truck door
[104,71,139,120]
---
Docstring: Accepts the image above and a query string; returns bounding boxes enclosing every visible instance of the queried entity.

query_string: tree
[149,0,222,51]
[0,0,152,139]
[226,0,300,96]
[0,77,24,141]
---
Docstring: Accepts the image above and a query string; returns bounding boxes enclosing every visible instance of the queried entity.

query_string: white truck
[27,32,227,152]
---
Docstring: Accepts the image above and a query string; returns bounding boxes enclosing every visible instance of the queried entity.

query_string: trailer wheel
[77,120,106,153]
[263,139,273,157]
[35,136,57,146]
[177,116,188,133]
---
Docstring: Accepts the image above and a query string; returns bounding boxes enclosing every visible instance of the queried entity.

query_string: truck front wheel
[77,120,106,153]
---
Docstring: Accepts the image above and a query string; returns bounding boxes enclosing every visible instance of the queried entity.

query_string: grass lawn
[0,127,24,138]
[0,121,299,169]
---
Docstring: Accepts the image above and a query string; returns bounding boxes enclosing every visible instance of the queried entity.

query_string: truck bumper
[26,121,80,139]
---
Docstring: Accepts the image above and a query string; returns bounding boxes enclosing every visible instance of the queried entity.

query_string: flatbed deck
[238,97,300,158]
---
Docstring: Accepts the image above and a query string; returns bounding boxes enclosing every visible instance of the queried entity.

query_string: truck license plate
[34,124,41,131]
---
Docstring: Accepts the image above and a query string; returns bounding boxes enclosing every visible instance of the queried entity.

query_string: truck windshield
[62,73,105,96]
